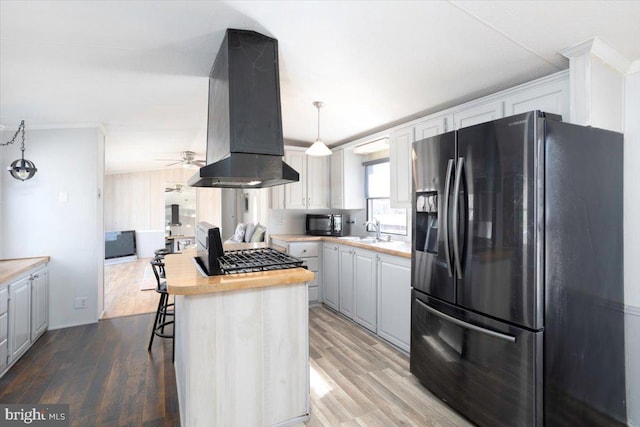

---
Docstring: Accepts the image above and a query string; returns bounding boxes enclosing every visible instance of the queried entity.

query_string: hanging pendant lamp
[2,120,37,181]
[305,101,332,156]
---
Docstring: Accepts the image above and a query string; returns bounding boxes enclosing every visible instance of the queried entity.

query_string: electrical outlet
[279,216,284,224]
[74,297,88,309]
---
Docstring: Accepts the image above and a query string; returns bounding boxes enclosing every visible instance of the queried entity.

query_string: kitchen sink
[337,236,400,244]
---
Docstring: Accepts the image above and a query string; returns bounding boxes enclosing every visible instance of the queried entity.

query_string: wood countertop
[270,234,411,259]
[0,257,50,285]
[164,247,315,296]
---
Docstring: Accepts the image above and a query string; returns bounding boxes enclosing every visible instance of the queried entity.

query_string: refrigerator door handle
[416,298,517,343]
[452,156,464,279]
[443,159,455,277]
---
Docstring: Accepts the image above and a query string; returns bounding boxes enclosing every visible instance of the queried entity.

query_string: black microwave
[306,214,349,236]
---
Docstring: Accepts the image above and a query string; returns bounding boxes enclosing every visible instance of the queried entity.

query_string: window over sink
[365,160,407,235]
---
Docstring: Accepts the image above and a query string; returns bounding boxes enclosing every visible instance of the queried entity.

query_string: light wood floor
[306,306,472,426]
[103,257,162,319]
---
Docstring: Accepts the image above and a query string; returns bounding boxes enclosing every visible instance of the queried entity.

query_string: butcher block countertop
[164,246,314,296]
[270,234,411,259]
[0,256,50,285]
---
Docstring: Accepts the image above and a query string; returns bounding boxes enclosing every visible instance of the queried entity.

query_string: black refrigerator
[410,111,626,426]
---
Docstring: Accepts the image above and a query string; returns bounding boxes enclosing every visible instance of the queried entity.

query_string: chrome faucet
[364,219,381,240]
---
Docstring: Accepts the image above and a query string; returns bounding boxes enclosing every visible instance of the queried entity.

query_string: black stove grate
[217,247,304,275]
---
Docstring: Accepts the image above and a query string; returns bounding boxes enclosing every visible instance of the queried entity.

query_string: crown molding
[560,37,631,74]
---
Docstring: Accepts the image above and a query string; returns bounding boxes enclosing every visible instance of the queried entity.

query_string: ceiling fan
[155,151,205,168]
[165,184,185,193]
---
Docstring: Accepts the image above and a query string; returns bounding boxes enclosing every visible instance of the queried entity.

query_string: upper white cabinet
[503,77,570,120]
[453,100,504,129]
[275,147,330,210]
[306,156,330,210]
[415,114,451,141]
[389,126,414,209]
[331,149,365,210]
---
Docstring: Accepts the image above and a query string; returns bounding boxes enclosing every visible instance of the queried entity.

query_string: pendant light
[2,120,37,181]
[305,101,332,156]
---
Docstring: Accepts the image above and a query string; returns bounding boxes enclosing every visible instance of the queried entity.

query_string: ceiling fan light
[306,140,332,156]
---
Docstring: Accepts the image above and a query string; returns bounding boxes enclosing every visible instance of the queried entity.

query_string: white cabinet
[306,156,330,209]
[0,287,8,374]
[330,149,365,210]
[282,148,330,210]
[377,254,411,352]
[8,276,31,363]
[415,114,452,140]
[284,149,307,209]
[453,100,504,129]
[336,245,378,332]
[389,125,414,208]
[288,242,321,304]
[353,249,377,332]
[1,263,49,377]
[338,245,355,318]
[503,77,570,120]
[31,268,49,341]
[322,244,339,311]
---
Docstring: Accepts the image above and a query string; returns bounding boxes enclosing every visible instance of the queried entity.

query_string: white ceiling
[1,1,639,174]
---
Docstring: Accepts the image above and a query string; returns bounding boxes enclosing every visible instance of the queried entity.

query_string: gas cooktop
[216,247,304,275]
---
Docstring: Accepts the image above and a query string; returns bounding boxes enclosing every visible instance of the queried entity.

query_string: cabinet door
[330,151,343,209]
[306,155,330,209]
[415,114,451,140]
[31,269,49,341]
[353,249,377,332]
[331,149,365,210]
[8,277,31,363]
[390,125,414,208]
[377,255,411,352]
[453,101,504,129]
[503,78,569,120]
[338,246,354,319]
[285,150,307,209]
[322,244,339,310]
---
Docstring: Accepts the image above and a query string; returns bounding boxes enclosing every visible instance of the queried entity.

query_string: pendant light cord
[1,120,26,151]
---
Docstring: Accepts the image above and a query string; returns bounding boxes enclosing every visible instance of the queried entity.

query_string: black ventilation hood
[188,29,299,189]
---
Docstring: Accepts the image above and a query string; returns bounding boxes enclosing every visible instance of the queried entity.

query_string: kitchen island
[164,246,314,427]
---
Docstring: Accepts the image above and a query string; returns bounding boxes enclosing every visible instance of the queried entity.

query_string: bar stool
[148,259,175,361]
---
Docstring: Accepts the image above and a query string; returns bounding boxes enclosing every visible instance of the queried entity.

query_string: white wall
[624,66,640,427]
[1,127,104,329]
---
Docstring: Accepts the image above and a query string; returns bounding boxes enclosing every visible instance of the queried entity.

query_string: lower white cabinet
[0,287,8,374]
[272,240,322,304]
[322,244,339,311]
[8,276,31,363]
[321,242,411,353]
[353,250,377,332]
[338,246,355,318]
[377,254,411,352]
[1,263,49,377]
[336,245,379,333]
[31,268,49,341]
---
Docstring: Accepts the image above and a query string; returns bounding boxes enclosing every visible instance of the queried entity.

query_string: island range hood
[188,29,299,189]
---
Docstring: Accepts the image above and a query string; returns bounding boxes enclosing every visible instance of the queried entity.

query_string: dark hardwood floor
[0,306,469,427]
[0,313,179,427]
